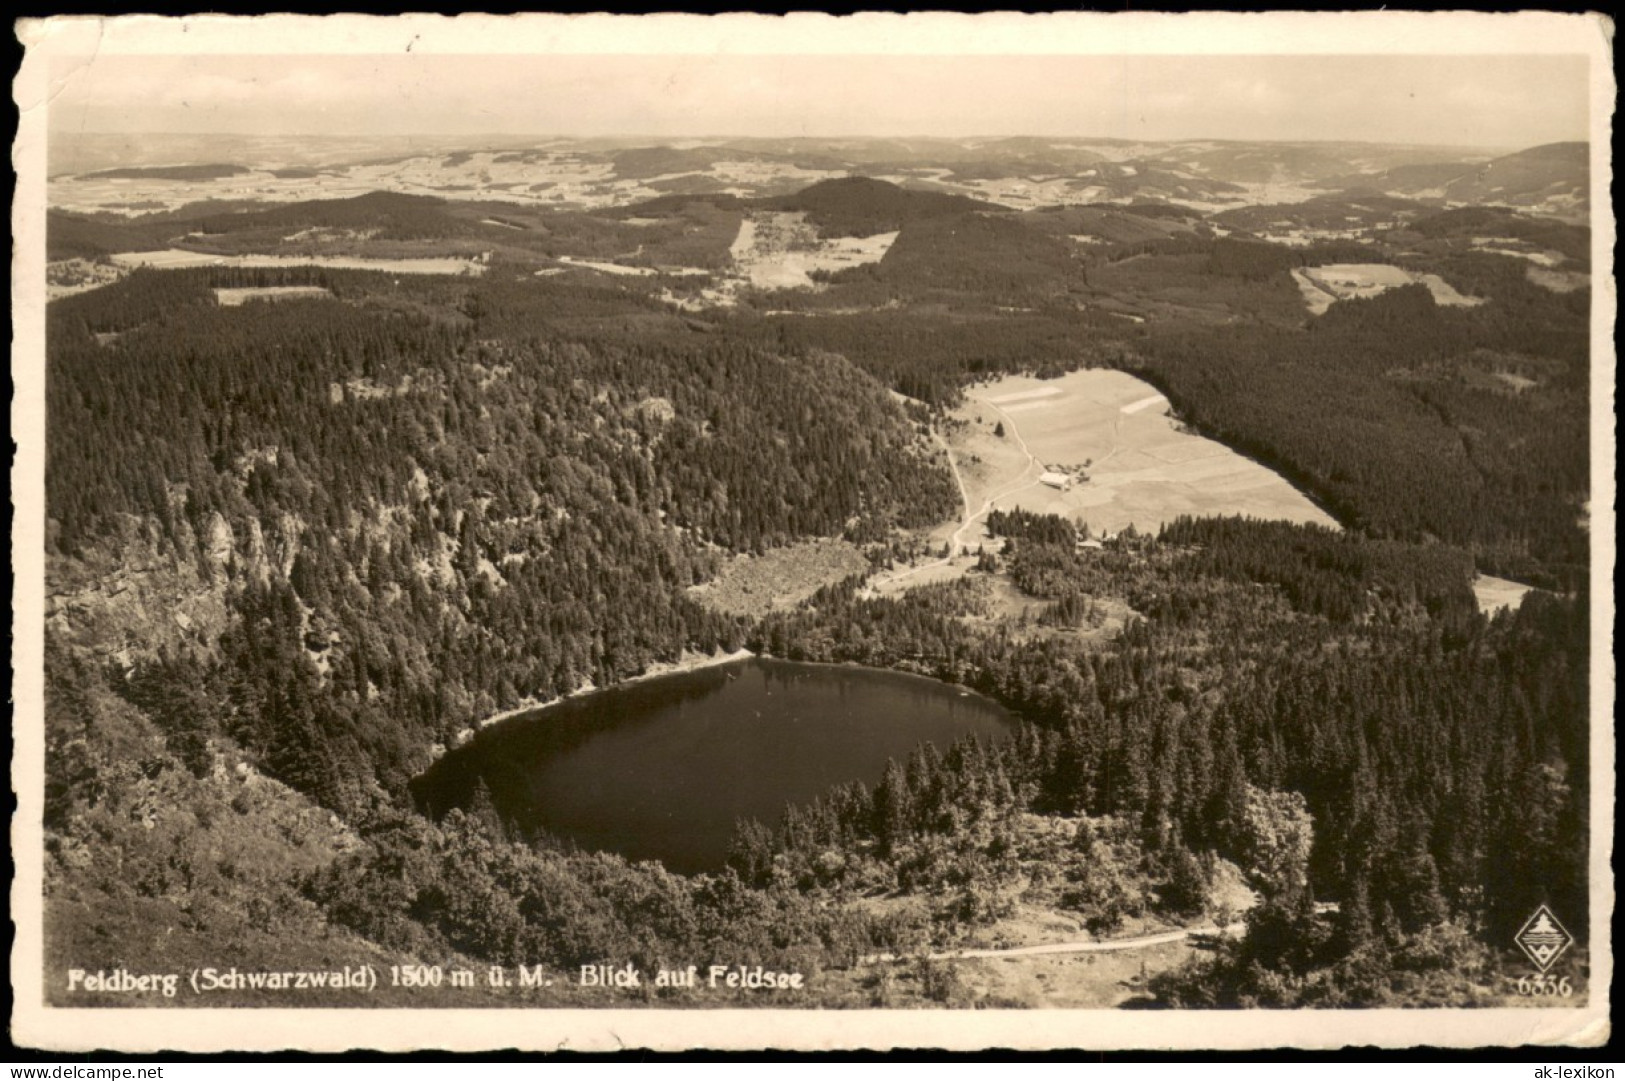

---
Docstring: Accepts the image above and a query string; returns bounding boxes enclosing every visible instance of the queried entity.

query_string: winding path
[863,922,1246,965]
[871,396,1049,590]
[951,397,1046,549]
[872,376,1158,592]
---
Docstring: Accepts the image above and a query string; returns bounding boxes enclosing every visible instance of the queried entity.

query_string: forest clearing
[1292,263,1487,315]
[868,367,1338,598]
[956,369,1338,539]
[213,285,335,306]
[690,538,870,618]
[1472,573,1537,614]
[730,212,898,287]
[110,248,487,275]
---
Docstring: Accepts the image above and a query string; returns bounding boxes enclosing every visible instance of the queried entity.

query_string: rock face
[47,521,225,666]
[636,396,676,425]
[45,508,300,665]
[205,513,235,566]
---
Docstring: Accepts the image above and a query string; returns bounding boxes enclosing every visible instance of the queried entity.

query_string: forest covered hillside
[40,146,1596,1011]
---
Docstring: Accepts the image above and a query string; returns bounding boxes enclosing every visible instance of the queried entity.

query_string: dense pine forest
[41,175,1593,1009]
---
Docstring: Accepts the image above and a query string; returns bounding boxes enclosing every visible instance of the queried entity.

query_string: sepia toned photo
[10,12,1614,1053]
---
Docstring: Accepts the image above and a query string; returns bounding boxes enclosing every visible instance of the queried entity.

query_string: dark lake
[412,657,1015,874]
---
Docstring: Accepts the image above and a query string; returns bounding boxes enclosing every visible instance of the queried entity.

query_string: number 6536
[1517,974,1573,997]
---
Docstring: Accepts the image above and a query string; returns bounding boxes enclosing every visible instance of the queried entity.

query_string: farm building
[1039,470,1072,490]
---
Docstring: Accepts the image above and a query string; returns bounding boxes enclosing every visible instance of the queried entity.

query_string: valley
[35,128,1595,1015]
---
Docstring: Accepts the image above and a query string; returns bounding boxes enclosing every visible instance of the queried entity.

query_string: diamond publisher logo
[1515,905,1573,972]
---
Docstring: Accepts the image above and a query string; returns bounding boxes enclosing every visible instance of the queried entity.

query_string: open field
[956,369,1338,538]
[1526,265,1590,293]
[689,538,869,618]
[666,211,898,309]
[1470,240,1568,268]
[553,255,710,277]
[556,255,658,276]
[1472,574,1537,614]
[214,286,335,306]
[1293,263,1486,315]
[1413,272,1485,307]
[48,149,846,216]
[867,369,1336,598]
[111,249,487,275]
[46,258,126,300]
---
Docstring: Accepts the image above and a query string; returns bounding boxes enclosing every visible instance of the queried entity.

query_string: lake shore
[418,651,1015,873]
[450,647,757,747]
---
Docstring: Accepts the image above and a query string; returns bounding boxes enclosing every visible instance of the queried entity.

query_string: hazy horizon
[46,53,1588,150]
[57,131,1556,149]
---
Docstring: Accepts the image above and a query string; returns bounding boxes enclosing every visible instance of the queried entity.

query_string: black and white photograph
[10,12,1614,1053]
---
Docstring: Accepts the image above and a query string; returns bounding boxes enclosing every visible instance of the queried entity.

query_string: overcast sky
[47,53,1588,149]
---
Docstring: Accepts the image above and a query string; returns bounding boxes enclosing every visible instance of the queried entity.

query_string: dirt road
[869,400,1046,591]
[864,922,1245,964]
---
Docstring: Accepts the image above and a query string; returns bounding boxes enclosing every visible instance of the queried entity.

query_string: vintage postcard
[10,12,1614,1053]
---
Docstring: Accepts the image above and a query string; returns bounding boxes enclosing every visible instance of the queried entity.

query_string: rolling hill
[1439,142,1588,214]
[1021,203,1206,246]
[767,176,1002,237]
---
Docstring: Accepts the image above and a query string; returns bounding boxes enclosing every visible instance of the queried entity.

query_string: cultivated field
[955,369,1338,539]
[868,369,1338,598]
[110,249,487,275]
[1292,263,1486,315]
[45,258,126,300]
[667,211,898,309]
[214,285,335,306]
[1526,265,1590,293]
[731,212,896,290]
[1472,574,1537,615]
[553,255,709,277]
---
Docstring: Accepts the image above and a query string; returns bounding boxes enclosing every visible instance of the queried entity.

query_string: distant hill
[1021,203,1203,246]
[974,135,1104,159]
[1407,205,1590,264]
[1313,142,1587,217]
[767,177,999,237]
[1211,193,1426,234]
[48,192,491,260]
[46,211,175,261]
[1440,142,1588,213]
[58,136,1571,223]
[1143,141,1367,185]
[184,191,474,240]
[1056,160,1246,204]
[1314,160,1478,195]
[832,209,1085,301]
[935,138,1110,180]
[643,174,740,196]
[606,193,747,219]
[610,145,768,181]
